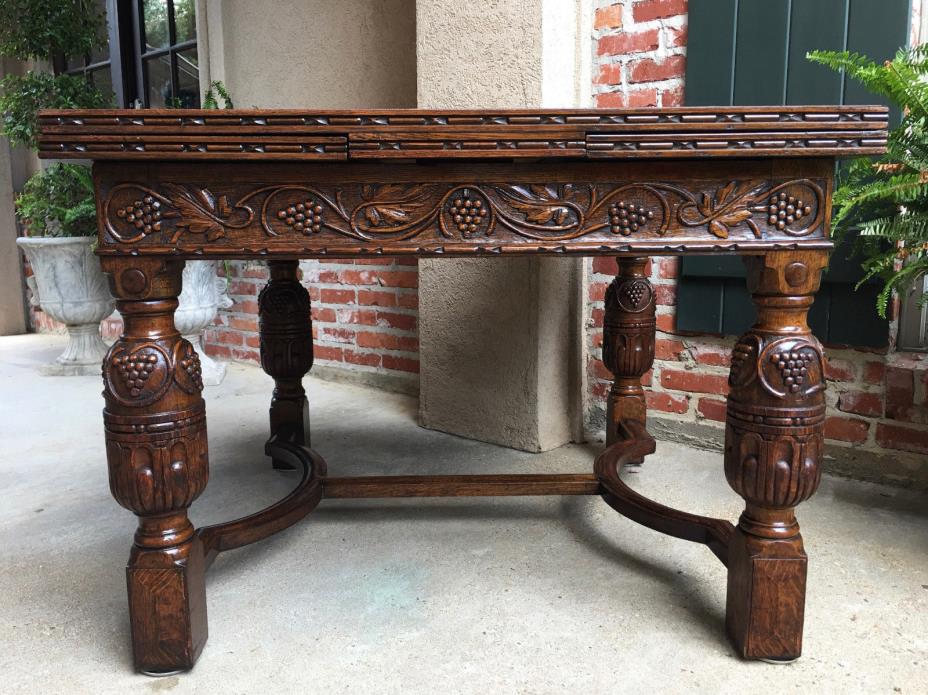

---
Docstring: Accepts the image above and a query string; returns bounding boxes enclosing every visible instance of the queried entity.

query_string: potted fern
[808,46,928,327]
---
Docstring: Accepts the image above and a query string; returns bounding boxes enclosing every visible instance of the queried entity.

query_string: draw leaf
[525,206,556,225]
[365,206,381,226]
[376,206,411,224]
[554,207,569,225]
[720,208,753,226]
[716,181,736,205]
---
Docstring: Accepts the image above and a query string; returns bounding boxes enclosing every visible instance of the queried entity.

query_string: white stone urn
[175,260,232,386]
[16,236,115,376]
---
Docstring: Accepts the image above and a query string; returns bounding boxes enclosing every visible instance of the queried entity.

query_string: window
[57,0,200,109]
[679,0,912,348]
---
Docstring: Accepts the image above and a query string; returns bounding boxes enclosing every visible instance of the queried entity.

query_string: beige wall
[416,0,591,452]
[202,0,416,108]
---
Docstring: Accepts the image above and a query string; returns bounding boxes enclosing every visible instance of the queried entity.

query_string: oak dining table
[36,105,888,674]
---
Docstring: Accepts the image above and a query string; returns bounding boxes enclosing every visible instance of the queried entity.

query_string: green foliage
[808,46,928,317]
[15,163,96,237]
[203,81,234,109]
[0,0,106,60]
[0,71,110,150]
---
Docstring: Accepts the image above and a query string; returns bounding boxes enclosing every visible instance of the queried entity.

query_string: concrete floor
[1,334,926,695]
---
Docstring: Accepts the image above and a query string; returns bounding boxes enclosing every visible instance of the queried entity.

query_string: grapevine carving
[102,179,826,248]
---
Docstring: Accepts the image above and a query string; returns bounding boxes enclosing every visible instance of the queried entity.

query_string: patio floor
[1,333,926,695]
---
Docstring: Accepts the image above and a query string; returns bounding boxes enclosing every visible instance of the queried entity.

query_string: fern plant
[808,46,928,317]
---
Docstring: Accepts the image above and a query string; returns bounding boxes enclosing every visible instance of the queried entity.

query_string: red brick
[654,338,685,361]
[244,334,261,349]
[692,344,731,368]
[825,416,870,444]
[589,282,609,302]
[343,349,380,367]
[837,390,883,418]
[628,55,686,84]
[824,357,856,382]
[240,266,269,279]
[875,422,928,454]
[594,3,623,30]
[356,331,419,352]
[336,309,377,326]
[661,84,685,107]
[885,366,915,415]
[632,0,687,23]
[205,344,232,359]
[311,307,337,323]
[320,327,355,344]
[642,368,653,387]
[592,381,609,400]
[376,311,416,331]
[594,63,622,86]
[230,299,258,314]
[590,357,612,381]
[627,87,658,107]
[230,347,260,363]
[654,283,676,306]
[228,280,258,296]
[376,270,418,289]
[314,345,344,362]
[397,291,418,309]
[863,360,885,385]
[657,257,679,279]
[656,312,675,332]
[592,256,617,276]
[382,355,420,373]
[646,391,688,414]
[229,315,258,332]
[666,24,687,48]
[358,289,396,307]
[591,307,605,328]
[592,331,603,349]
[595,91,625,108]
[212,329,243,346]
[598,29,660,57]
[696,397,727,422]
[660,368,729,395]
[320,288,356,305]
[308,286,321,302]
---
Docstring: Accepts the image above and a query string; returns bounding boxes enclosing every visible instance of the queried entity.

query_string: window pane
[144,54,173,107]
[174,0,196,43]
[176,48,200,107]
[142,0,170,50]
[88,66,113,104]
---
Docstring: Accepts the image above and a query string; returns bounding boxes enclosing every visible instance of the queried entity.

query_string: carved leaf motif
[163,184,226,241]
[503,185,573,226]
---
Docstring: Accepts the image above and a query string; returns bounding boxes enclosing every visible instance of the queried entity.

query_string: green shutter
[679,0,911,347]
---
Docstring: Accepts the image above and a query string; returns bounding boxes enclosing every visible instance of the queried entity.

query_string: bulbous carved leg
[602,257,656,447]
[259,260,313,470]
[724,250,828,661]
[100,258,209,674]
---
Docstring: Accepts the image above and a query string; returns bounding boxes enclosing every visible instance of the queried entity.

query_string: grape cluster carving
[448,197,487,235]
[179,350,203,391]
[113,353,158,397]
[115,196,163,236]
[277,200,323,234]
[608,201,654,236]
[621,280,649,308]
[766,192,811,230]
[770,349,812,393]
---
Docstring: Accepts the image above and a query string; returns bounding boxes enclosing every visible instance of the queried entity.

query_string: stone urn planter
[16,236,115,376]
[175,260,233,385]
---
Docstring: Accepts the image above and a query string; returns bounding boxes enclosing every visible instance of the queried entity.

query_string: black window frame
[55,0,200,109]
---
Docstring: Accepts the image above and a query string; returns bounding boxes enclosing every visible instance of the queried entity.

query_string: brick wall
[588,0,928,476]
[203,259,420,391]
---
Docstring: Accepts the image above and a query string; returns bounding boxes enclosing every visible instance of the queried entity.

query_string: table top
[38,106,888,162]
[39,107,888,259]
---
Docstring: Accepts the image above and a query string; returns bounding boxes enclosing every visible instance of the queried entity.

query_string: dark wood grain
[38,106,888,160]
[65,106,882,673]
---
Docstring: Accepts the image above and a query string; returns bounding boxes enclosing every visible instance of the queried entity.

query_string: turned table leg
[724,250,828,660]
[258,260,314,470]
[100,258,209,674]
[603,257,656,447]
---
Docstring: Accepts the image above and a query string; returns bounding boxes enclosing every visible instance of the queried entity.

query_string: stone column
[415,0,592,452]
